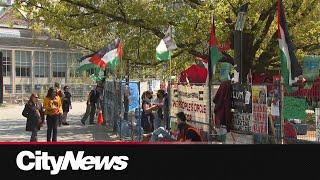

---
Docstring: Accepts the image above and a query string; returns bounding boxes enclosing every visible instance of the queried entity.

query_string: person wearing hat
[22,93,45,142]
[61,85,72,125]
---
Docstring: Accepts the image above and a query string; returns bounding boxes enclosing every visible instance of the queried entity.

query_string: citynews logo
[16,151,129,175]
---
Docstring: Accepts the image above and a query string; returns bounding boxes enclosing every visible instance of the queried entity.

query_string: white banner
[170,84,214,131]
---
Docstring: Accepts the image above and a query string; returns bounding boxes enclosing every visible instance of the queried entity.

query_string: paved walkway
[0,102,118,142]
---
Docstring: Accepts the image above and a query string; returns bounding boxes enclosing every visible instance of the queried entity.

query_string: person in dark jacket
[22,93,45,142]
[82,85,102,125]
[61,86,72,125]
[141,91,157,133]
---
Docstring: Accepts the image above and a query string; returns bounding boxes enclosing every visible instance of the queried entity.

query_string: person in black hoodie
[61,86,72,125]
[22,93,45,142]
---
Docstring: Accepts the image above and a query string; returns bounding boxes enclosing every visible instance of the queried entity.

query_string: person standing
[141,91,157,133]
[81,91,92,125]
[22,93,45,142]
[61,85,72,125]
[54,82,63,126]
[43,87,62,142]
[153,90,166,129]
[82,85,102,125]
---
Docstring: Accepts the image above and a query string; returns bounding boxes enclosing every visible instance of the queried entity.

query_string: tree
[16,0,320,78]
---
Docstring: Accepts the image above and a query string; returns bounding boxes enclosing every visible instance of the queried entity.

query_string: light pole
[235,3,248,84]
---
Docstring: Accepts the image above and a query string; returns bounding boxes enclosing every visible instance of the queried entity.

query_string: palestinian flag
[78,38,123,71]
[156,26,177,61]
[77,54,98,72]
[209,18,223,67]
[277,0,302,87]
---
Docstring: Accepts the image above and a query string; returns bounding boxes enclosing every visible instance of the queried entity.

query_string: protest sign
[252,85,268,134]
[170,84,217,131]
[231,83,252,133]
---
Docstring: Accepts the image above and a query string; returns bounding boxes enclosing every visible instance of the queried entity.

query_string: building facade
[0,5,94,103]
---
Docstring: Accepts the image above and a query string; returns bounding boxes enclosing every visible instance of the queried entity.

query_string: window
[24,84,31,93]
[52,52,67,77]
[69,53,82,78]
[4,85,12,94]
[16,85,22,93]
[15,51,31,77]
[34,51,50,77]
[0,49,12,77]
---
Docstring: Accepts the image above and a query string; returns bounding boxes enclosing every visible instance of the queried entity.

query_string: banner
[170,84,212,131]
[231,83,252,133]
[252,85,268,134]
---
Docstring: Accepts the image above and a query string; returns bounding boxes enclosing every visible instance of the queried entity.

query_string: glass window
[24,84,31,93]
[4,85,12,94]
[0,49,12,77]
[16,85,22,93]
[52,52,67,77]
[34,51,50,77]
[15,51,31,77]
[69,53,82,78]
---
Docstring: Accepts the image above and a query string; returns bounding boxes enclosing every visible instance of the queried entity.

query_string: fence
[104,80,144,141]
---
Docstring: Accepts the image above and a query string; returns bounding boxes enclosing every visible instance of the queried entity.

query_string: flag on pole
[78,38,123,71]
[209,18,223,67]
[277,0,302,88]
[156,26,177,61]
[77,54,98,72]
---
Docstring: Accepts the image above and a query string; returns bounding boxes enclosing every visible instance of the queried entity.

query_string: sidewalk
[0,102,118,142]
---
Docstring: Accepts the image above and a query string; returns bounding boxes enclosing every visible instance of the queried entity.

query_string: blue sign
[122,81,140,112]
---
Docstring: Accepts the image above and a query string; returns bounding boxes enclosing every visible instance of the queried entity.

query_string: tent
[179,64,208,84]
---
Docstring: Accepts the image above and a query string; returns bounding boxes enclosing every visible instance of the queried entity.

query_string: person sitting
[143,112,203,143]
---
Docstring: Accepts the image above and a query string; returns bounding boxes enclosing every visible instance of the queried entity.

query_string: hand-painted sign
[252,85,268,134]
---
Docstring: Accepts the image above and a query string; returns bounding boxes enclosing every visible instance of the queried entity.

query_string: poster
[232,83,252,113]
[316,108,320,142]
[170,84,212,131]
[231,83,252,133]
[219,62,231,81]
[252,85,268,134]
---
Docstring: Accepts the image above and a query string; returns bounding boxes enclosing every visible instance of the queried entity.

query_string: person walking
[54,82,63,126]
[61,85,72,125]
[43,87,62,142]
[22,93,45,142]
[81,85,102,125]
[81,91,92,125]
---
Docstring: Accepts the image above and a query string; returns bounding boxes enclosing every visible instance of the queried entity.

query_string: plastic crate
[294,124,308,135]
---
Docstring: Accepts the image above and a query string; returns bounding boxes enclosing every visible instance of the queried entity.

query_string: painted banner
[252,85,268,134]
[231,83,252,133]
[316,108,320,142]
[170,84,212,131]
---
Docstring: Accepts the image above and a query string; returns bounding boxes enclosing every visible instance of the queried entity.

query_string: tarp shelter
[179,64,208,84]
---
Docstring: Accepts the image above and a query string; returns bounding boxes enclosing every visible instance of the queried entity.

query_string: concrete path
[0,102,118,142]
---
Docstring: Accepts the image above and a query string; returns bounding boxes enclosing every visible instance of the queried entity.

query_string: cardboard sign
[252,85,268,134]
